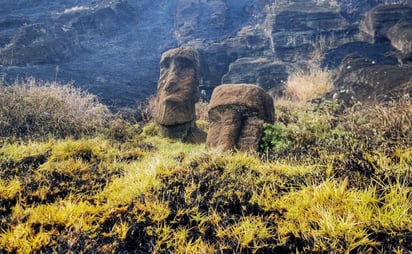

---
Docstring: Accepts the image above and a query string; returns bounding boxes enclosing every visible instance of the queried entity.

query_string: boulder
[155,47,206,143]
[361,4,412,42]
[221,57,289,91]
[206,84,274,152]
[334,56,412,102]
[192,25,272,96]
[387,20,412,63]
[322,42,398,69]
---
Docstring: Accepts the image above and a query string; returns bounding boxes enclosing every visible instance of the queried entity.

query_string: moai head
[206,84,274,152]
[155,47,201,140]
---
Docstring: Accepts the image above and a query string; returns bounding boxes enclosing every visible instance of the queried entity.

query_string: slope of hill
[0,79,411,253]
[1,0,411,107]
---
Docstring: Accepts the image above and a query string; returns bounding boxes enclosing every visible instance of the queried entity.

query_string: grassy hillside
[0,79,411,253]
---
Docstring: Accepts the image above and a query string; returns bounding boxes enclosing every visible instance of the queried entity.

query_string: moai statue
[155,47,206,143]
[206,84,274,152]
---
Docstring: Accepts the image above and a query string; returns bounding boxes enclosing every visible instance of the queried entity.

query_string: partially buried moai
[155,47,206,143]
[206,84,274,152]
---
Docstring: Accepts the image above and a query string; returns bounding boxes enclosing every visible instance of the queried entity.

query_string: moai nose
[217,108,242,151]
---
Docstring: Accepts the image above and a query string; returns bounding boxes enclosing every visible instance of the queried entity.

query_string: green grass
[0,88,411,253]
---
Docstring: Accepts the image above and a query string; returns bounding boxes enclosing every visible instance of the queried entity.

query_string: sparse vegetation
[0,79,411,253]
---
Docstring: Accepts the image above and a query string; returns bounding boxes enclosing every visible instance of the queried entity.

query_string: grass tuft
[283,66,334,102]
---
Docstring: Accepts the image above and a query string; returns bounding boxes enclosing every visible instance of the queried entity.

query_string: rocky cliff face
[0,0,410,107]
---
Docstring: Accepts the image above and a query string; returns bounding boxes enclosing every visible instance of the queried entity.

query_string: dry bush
[0,78,111,138]
[195,100,209,121]
[284,66,334,102]
[136,95,157,123]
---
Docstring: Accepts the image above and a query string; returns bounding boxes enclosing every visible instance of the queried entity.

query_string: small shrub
[262,98,343,158]
[260,123,290,153]
[195,100,209,121]
[106,119,142,141]
[142,122,160,137]
[136,95,157,123]
[0,78,111,138]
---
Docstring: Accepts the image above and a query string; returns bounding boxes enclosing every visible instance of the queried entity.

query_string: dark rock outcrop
[192,25,272,95]
[387,20,412,63]
[207,84,274,152]
[0,0,410,107]
[334,56,412,102]
[221,57,289,91]
[361,3,412,63]
[322,41,398,69]
[69,1,136,38]
[361,4,412,42]
[268,6,353,62]
[0,0,177,106]
[1,24,81,66]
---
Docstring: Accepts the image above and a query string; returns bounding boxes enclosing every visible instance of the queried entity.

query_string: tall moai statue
[155,47,206,143]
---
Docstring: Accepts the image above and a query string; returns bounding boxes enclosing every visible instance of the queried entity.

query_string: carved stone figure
[206,84,274,152]
[155,47,205,143]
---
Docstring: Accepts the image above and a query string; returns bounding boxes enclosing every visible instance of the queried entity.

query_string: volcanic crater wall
[0,0,410,107]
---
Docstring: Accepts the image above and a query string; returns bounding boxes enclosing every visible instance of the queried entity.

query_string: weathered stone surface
[361,4,412,42]
[334,56,412,102]
[322,41,398,69]
[69,1,136,38]
[0,0,175,107]
[221,57,289,91]
[0,23,81,66]
[207,84,274,152]
[191,25,272,96]
[0,0,408,107]
[155,47,206,143]
[359,2,412,64]
[387,20,412,63]
[267,6,353,62]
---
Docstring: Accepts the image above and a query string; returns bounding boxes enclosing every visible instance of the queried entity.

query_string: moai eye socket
[176,57,193,69]
[160,57,171,69]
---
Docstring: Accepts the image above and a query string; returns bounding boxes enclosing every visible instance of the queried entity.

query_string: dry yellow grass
[0,79,411,253]
[283,66,334,102]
